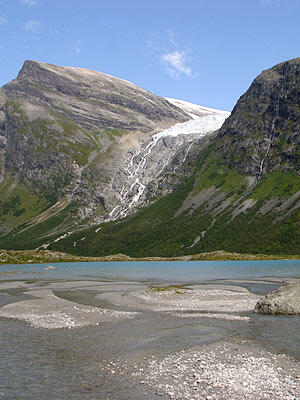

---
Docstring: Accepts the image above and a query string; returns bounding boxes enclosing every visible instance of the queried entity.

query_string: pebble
[132,342,300,400]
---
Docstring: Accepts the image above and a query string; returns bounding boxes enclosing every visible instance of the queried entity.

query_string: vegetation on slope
[47,165,300,257]
[0,202,78,250]
[0,135,299,257]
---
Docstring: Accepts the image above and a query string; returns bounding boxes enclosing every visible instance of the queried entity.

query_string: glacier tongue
[107,105,230,221]
[155,113,230,139]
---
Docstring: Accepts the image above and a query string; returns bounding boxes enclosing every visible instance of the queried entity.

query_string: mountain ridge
[0,60,228,239]
[0,58,299,255]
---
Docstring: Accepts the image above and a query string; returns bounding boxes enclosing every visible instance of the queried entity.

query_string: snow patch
[53,231,74,243]
[166,97,230,119]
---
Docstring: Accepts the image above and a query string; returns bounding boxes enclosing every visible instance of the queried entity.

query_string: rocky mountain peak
[216,57,300,178]
[11,60,190,126]
[17,59,47,80]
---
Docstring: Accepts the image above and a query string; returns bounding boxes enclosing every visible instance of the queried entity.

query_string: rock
[43,265,57,271]
[254,283,300,315]
[217,57,300,177]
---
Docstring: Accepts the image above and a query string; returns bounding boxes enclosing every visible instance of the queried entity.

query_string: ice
[154,113,229,140]
[108,102,230,220]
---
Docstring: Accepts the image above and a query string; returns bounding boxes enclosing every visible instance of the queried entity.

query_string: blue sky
[0,0,299,111]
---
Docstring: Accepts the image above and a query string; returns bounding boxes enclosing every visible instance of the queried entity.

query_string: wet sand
[1,278,300,399]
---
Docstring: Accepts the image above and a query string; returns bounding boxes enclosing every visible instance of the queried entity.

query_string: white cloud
[0,15,7,25]
[160,50,191,79]
[21,0,39,6]
[146,30,194,80]
[24,19,41,32]
[74,40,81,55]
[165,29,179,49]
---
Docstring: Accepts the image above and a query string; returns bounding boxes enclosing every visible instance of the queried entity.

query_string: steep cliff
[216,58,300,177]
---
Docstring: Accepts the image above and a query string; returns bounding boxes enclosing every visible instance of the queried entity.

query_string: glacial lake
[1,259,300,283]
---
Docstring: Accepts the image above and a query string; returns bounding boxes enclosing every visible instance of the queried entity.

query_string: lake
[1,259,300,282]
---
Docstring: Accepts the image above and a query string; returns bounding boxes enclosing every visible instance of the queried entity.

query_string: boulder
[43,265,57,271]
[254,283,300,315]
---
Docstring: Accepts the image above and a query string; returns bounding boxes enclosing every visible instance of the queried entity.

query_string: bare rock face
[9,60,189,130]
[255,283,300,315]
[0,61,190,191]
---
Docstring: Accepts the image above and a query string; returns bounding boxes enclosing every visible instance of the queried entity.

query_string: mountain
[42,57,300,257]
[0,58,299,255]
[0,60,189,231]
[0,60,228,247]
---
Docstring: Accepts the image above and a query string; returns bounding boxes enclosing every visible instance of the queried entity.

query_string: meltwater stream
[1,260,300,400]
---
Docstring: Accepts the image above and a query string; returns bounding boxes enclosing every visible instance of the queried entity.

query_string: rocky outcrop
[254,283,300,315]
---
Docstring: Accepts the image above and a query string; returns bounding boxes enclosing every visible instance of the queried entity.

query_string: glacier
[107,100,230,220]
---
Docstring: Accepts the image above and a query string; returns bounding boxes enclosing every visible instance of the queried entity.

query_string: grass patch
[0,202,78,250]
[194,160,247,196]
[0,181,49,233]
[104,128,126,140]
[148,285,185,294]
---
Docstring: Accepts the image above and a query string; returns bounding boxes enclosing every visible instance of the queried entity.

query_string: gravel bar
[133,340,300,400]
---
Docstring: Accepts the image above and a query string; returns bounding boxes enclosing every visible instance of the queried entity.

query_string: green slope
[46,161,300,257]
[1,142,299,256]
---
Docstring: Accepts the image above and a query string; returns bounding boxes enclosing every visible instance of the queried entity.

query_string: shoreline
[0,249,299,266]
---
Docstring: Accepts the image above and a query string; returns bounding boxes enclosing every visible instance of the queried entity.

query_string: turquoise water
[1,259,300,282]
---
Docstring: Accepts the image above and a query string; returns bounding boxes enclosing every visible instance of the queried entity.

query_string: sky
[0,0,299,111]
